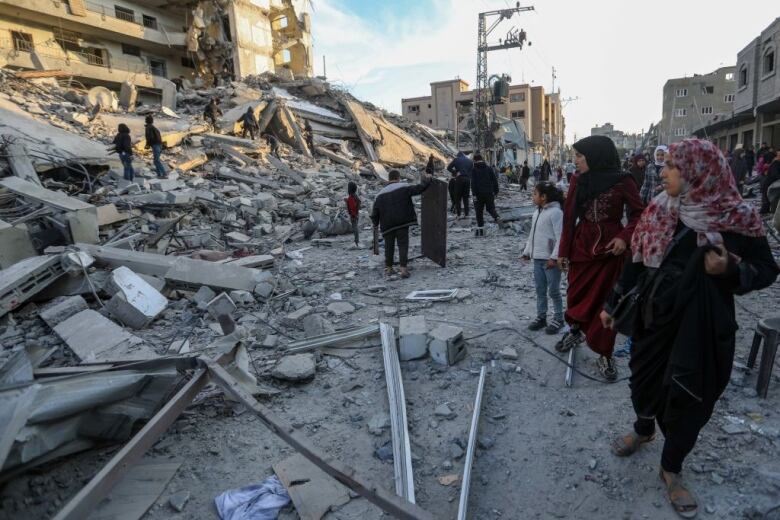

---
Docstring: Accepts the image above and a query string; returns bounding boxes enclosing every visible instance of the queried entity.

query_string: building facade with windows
[590,122,644,152]
[658,66,737,145]
[693,17,780,151]
[401,78,564,157]
[0,0,312,106]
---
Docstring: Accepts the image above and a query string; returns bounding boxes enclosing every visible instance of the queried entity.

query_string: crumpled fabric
[214,475,291,520]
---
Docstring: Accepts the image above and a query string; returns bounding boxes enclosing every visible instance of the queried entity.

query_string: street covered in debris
[2,1,780,519]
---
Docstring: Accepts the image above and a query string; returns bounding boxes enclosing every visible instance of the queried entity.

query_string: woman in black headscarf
[555,136,645,380]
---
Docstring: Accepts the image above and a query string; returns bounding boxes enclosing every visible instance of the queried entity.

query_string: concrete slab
[39,295,88,328]
[53,309,154,362]
[399,315,428,361]
[105,267,168,329]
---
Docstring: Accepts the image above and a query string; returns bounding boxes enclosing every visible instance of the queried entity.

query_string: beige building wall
[530,86,546,144]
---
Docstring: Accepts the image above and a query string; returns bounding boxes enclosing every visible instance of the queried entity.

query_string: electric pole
[475,2,534,154]
[551,66,556,93]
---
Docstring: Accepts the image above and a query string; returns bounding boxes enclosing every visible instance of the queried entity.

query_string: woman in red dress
[556,136,645,380]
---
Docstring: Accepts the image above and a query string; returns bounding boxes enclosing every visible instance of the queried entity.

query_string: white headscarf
[654,145,669,167]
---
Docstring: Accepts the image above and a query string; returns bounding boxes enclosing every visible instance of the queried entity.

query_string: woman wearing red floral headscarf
[600,139,778,518]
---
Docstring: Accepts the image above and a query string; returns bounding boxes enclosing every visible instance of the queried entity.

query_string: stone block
[39,295,88,328]
[251,192,278,211]
[283,305,313,327]
[206,292,236,319]
[327,301,355,316]
[303,313,334,336]
[271,353,316,381]
[254,282,274,299]
[192,285,216,310]
[399,315,428,361]
[105,266,168,329]
[428,324,466,366]
[229,290,255,305]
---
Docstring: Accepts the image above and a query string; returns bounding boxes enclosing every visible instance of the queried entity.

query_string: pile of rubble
[0,67,517,520]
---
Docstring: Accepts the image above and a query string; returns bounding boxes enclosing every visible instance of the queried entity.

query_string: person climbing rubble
[110,123,134,181]
[471,153,502,236]
[239,107,259,140]
[204,97,222,128]
[144,115,166,178]
[264,132,280,157]
[345,181,361,247]
[304,119,315,152]
[447,151,472,220]
[371,169,431,278]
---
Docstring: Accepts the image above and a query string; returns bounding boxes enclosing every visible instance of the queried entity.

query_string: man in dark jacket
[239,107,258,140]
[204,98,222,128]
[520,160,531,191]
[112,123,134,181]
[731,147,748,195]
[471,153,501,236]
[447,152,472,219]
[745,144,756,174]
[144,115,165,178]
[371,169,431,278]
[540,159,552,181]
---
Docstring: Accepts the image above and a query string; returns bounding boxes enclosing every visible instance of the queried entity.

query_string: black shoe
[598,355,618,381]
[545,317,564,335]
[555,329,583,353]
[527,316,546,331]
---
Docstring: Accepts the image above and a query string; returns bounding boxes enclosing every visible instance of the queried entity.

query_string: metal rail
[565,346,575,387]
[457,365,487,520]
[285,324,380,354]
[380,322,415,503]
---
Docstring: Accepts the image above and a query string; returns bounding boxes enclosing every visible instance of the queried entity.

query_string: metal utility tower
[475,1,534,153]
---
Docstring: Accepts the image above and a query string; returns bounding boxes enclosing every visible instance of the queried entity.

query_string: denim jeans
[119,152,134,181]
[151,144,165,177]
[533,259,563,320]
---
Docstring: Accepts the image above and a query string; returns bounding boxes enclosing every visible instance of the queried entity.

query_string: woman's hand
[558,257,570,271]
[600,310,614,330]
[704,244,729,275]
[606,237,627,255]
[546,259,557,269]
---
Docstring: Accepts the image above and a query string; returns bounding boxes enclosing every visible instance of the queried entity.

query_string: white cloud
[312,0,776,144]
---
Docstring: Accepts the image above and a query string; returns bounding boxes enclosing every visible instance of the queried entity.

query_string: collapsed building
[0,0,313,108]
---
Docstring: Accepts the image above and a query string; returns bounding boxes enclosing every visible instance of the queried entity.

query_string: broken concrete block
[230,255,274,269]
[303,313,335,337]
[39,295,88,328]
[168,490,190,513]
[105,267,168,329]
[192,286,216,310]
[253,282,274,300]
[206,292,237,320]
[327,301,355,316]
[149,179,183,192]
[119,81,138,110]
[272,353,316,381]
[229,290,255,305]
[53,309,152,361]
[166,190,194,204]
[283,305,313,327]
[225,231,251,243]
[399,315,427,361]
[251,192,278,211]
[428,324,466,366]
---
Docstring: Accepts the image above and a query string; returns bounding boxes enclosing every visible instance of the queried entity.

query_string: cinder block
[39,295,88,328]
[192,286,216,310]
[105,267,168,329]
[399,315,428,361]
[428,324,466,366]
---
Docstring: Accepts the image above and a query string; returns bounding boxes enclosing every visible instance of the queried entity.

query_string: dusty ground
[7,184,780,520]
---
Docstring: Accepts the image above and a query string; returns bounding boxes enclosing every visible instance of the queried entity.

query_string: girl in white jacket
[522,182,565,334]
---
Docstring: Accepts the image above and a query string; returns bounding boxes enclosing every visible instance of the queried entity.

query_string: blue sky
[309,0,777,143]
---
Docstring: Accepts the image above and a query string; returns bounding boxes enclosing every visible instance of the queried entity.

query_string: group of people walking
[364,135,777,516]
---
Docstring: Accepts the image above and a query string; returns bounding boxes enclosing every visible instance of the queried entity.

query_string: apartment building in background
[0,0,312,106]
[591,122,644,152]
[658,66,737,145]
[401,78,565,158]
[693,17,780,151]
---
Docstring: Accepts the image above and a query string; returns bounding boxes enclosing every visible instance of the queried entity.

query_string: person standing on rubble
[144,115,166,178]
[239,107,258,140]
[520,160,531,191]
[601,139,777,518]
[371,169,431,278]
[264,133,280,157]
[304,120,315,152]
[555,135,644,381]
[447,152,472,219]
[346,181,361,247]
[111,123,134,181]
[204,98,222,129]
[471,153,502,236]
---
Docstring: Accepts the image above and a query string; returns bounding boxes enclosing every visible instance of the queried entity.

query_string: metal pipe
[457,365,487,520]
[565,346,575,388]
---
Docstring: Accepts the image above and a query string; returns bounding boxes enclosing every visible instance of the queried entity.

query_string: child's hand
[545,259,557,269]
[521,254,530,261]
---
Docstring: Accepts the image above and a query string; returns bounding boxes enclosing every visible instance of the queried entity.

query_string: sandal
[659,468,698,518]
[611,432,655,457]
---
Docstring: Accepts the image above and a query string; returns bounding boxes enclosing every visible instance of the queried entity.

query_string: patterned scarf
[631,139,764,268]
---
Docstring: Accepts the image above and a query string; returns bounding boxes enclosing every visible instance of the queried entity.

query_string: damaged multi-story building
[0,0,313,107]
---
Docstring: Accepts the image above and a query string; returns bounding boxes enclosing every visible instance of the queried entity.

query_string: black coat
[447,153,473,179]
[371,178,431,234]
[145,124,162,147]
[470,161,499,197]
[113,132,133,155]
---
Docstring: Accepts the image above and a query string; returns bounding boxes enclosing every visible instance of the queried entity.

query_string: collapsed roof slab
[0,98,109,170]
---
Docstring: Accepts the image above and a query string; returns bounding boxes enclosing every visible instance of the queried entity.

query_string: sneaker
[545,317,564,335]
[527,316,547,331]
[555,329,583,353]
[613,337,633,358]
[399,267,410,279]
[598,356,618,381]
[384,267,395,276]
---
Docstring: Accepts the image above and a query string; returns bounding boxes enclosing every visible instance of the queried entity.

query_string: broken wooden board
[87,460,180,520]
[274,453,351,520]
[420,178,448,267]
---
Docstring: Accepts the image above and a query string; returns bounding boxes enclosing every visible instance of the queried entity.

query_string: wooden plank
[420,178,448,267]
[206,362,434,520]
[273,453,350,520]
[14,70,70,79]
[87,460,180,520]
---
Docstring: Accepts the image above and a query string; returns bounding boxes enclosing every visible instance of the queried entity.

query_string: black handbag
[610,228,691,336]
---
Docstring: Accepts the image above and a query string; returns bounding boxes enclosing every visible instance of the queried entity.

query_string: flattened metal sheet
[421,178,447,267]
